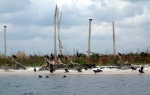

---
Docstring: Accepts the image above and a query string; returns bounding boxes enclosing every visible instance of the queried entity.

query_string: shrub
[90,54,100,58]
[73,58,86,66]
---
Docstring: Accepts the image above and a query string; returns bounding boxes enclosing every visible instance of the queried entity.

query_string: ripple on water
[21,93,34,95]
[0,74,150,95]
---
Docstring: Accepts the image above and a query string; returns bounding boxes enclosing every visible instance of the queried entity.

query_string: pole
[4,26,7,57]
[4,26,7,64]
[112,21,116,57]
[88,19,92,57]
[54,5,57,62]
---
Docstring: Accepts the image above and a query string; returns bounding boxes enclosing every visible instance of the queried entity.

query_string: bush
[90,54,100,58]
[73,58,86,66]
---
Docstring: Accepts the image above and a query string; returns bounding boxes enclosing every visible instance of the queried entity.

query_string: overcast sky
[0,0,150,55]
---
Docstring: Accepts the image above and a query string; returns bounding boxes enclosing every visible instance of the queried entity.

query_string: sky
[0,0,150,56]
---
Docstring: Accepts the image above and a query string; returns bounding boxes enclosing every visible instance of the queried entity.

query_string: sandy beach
[1,67,150,75]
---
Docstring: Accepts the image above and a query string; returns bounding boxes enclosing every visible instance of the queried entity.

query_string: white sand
[1,67,150,75]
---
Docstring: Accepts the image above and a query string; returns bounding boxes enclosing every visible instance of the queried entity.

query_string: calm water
[0,74,150,95]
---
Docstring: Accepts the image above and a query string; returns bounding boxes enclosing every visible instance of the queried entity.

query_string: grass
[0,52,150,68]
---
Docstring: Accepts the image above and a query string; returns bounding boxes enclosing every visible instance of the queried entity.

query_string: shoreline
[0,67,150,75]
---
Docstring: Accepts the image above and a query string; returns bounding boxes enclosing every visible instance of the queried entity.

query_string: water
[0,74,150,95]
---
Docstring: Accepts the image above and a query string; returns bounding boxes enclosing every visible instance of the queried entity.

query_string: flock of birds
[118,52,145,73]
[38,75,66,78]
[36,66,145,78]
[36,65,104,78]
[131,66,145,73]
[32,52,145,78]
[12,52,146,79]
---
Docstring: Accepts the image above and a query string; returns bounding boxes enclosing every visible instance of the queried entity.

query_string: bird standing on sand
[131,66,136,70]
[50,64,55,73]
[93,69,103,73]
[34,68,36,72]
[84,67,88,70]
[139,66,144,73]
[65,68,69,73]
[77,68,82,72]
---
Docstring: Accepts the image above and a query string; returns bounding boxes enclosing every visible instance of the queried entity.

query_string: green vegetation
[73,58,86,66]
[0,52,150,68]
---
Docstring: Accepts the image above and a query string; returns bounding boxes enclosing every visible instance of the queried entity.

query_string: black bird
[85,63,96,69]
[131,66,136,70]
[77,52,82,58]
[34,68,36,72]
[65,68,69,73]
[139,66,144,73]
[50,53,54,61]
[12,55,17,58]
[50,68,55,73]
[45,55,50,59]
[46,76,49,78]
[60,54,64,58]
[63,75,67,78]
[118,52,122,56]
[58,54,62,59]
[51,53,54,57]
[50,70,53,73]
[77,68,82,72]
[84,67,88,70]
[50,64,54,73]
[93,69,103,73]
[38,75,42,78]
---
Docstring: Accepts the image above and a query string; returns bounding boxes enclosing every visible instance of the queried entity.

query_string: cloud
[0,0,150,55]
[7,37,53,55]
[0,0,55,26]
[0,0,31,13]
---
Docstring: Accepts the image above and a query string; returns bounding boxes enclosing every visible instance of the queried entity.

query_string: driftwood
[2,55,26,70]
[39,57,65,71]
[2,60,26,70]
[57,11,63,55]
[13,60,26,70]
